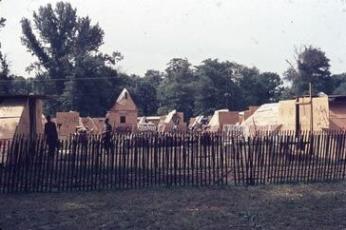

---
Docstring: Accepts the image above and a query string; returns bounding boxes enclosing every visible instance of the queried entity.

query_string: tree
[129,77,155,116]
[129,70,162,116]
[237,67,282,107]
[285,46,331,96]
[143,69,163,86]
[21,1,123,115]
[60,55,122,117]
[0,0,13,95]
[193,59,240,115]
[157,58,195,120]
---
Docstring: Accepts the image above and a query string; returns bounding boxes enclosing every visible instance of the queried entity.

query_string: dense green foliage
[1,1,346,120]
[0,0,12,94]
[19,2,124,116]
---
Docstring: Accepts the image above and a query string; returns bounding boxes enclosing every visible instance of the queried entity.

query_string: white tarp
[242,103,281,136]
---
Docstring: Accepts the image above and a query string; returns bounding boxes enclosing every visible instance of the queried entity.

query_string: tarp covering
[242,103,281,135]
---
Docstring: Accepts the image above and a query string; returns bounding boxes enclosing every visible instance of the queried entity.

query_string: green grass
[1,183,346,229]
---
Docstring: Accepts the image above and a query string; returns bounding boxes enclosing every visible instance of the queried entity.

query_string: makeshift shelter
[81,117,99,134]
[138,116,162,127]
[107,88,138,132]
[208,109,239,132]
[56,111,80,139]
[158,110,186,132]
[0,95,44,140]
[137,117,157,132]
[188,115,209,131]
[278,95,346,131]
[239,106,259,124]
[93,118,105,134]
[243,103,281,135]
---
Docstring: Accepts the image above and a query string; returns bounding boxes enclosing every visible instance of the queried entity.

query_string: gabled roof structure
[109,88,137,112]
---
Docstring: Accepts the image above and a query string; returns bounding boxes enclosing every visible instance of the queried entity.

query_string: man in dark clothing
[102,118,112,153]
[44,115,59,156]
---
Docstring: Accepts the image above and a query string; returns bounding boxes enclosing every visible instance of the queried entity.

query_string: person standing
[102,118,113,153]
[44,115,59,157]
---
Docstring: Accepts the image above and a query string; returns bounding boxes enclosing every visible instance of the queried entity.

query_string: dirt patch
[1,183,346,229]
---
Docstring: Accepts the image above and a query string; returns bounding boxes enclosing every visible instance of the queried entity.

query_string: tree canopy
[20,1,124,116]
[0,0,12,95]
[285,46,331,96]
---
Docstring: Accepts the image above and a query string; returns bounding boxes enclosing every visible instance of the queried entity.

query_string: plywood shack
[328,96,346,130]
[92,118,105,133]
[81,117,99,134]
[158,110,186,132]
[56,111,80,139]
[278,97,329,131]
[137,116,161,127]
[208,109,239,132]
[189,115,210,132]
[0,95,44,140]
[239,106,259,124]
[107,88,138,132]
[137,117,157,132]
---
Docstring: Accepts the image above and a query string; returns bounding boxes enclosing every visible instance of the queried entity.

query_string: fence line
[1,131,346,193]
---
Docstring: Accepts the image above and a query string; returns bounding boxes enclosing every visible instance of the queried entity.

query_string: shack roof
[110,88,137,111]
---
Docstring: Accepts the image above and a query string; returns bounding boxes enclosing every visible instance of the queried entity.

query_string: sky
[1,0,346,77]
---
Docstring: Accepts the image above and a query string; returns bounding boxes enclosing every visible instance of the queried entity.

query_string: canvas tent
[242,103,281,135]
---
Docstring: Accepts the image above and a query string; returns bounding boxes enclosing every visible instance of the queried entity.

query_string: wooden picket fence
[1,131,346,193]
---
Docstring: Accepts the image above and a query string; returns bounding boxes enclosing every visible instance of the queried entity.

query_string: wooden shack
[158,110,186,132]
[279,95,346,131]
[0,95,44,140]
[239,106,259,124]
[107,88,138,132]
[56,111,80,139]
[92,118,105,134]
[208,109,239,132]
[81,117,99,134]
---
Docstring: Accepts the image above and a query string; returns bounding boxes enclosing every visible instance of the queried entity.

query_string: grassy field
[1,183,346,230]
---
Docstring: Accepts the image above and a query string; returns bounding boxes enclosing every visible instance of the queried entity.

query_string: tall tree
[194,59,240,115]
[285,46,331,96]
[21,1,122,115]
[157,58,195,120]
[238,69,282,106]
[130,70,162,116]
[331,73,346,95]
[0,0,13,95]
